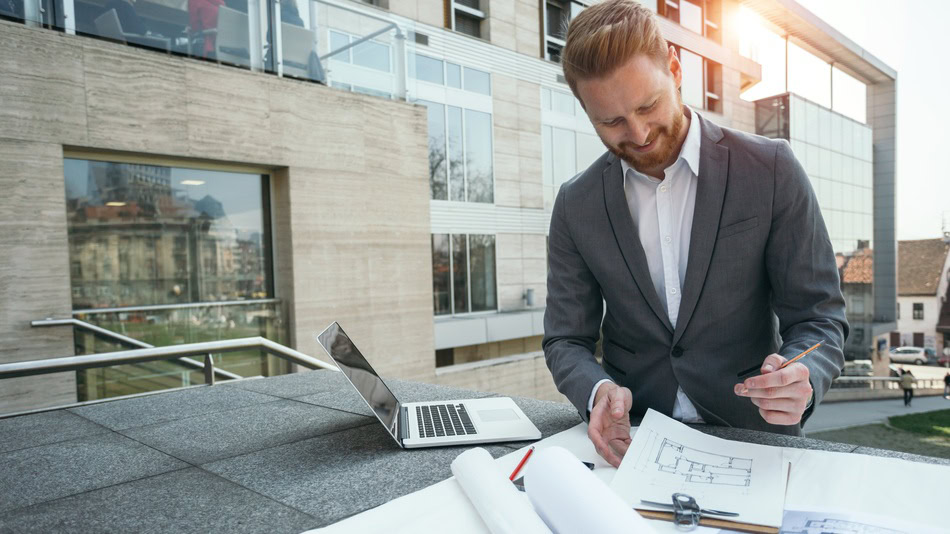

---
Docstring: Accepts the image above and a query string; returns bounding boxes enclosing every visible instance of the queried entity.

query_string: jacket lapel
[673,115,729,345]
[603,154,674,334]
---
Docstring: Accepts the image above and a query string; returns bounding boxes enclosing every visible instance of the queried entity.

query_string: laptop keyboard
[415,403,477,438]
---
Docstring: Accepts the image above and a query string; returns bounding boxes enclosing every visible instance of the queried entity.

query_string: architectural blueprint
[611,409,786,529]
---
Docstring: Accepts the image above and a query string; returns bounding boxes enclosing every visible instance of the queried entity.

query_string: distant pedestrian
[943,372,950,399]
[900,369,915,407]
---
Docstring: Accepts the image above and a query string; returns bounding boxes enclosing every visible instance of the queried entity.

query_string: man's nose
[626,120,651,146]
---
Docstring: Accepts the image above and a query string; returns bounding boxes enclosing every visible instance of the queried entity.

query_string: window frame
[658,0,722,44]
[432,233,497,317]
[542,0,593,62]
[448,0,486,39]
[913,302,924,320]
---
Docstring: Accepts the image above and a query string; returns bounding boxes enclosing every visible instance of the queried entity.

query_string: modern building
[0,0,898,415]
[894,238,950,355]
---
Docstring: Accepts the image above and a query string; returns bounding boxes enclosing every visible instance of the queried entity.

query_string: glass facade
[64,158,285,398]
[431,234,496,316]
[755,92,875,360]
[415,62,494,203]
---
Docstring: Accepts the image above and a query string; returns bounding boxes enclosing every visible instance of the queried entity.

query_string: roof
[898,239,950,296]
[741,0,897,84]
[841,248,872,284]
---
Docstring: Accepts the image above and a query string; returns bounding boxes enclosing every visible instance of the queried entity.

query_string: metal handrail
[71,298,281,315]
[0,336,338,381]
[33,318,243,381]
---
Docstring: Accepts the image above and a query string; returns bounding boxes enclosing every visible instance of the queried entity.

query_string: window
[448,0,485,39]
[913,303,924,320]
[411,54,491,96]
[419,100,494,202]
[669,44,722,113]
[543,0,590,62]
[64,159,273,309]
[432,234,496,315]
[327,30,391,73]
[657,0,721,43]
[897,302,900,320]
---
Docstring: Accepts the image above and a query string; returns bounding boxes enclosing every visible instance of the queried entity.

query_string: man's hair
[561,0,669,101]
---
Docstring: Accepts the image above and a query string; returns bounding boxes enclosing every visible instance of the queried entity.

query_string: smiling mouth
[632,136,657,153]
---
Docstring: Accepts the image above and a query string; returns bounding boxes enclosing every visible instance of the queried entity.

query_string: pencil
[736,340,824,378]
[779,340,824,369]
[509,446,535,481]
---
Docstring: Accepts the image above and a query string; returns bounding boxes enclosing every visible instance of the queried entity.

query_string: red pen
[509,446,535,481]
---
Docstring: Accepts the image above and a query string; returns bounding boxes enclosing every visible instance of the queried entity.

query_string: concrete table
[0,370,947,532]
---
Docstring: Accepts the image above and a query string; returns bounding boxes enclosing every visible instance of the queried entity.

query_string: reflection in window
[432,234,496,315]
[64,159,273,309]
[419,101,493,203]
[452,234,469,314]
[424,101,448,199]
[464,109,493,203]
[432,234,451,314]
[469,234,497,312]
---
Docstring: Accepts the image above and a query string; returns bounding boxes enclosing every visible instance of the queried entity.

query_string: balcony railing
[70,298,291,401]
[2,0,417,100]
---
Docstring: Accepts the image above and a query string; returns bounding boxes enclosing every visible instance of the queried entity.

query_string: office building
[0,0,897,414]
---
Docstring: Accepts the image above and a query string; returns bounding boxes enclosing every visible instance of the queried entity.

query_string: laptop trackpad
[477,408,520,422]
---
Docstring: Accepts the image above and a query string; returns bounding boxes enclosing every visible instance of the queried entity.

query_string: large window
[432,234,496,315]
[448,0,485,38]
[419,100,493,202]
[64,159,273,309]
[657,0,722,43]
[543,0,589,62]
[540,87,604,210]
[913,303,924,320]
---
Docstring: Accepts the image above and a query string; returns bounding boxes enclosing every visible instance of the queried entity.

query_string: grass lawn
[810,409,950,460]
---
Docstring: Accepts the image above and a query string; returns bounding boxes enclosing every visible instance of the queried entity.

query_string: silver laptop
[316,322,541,448]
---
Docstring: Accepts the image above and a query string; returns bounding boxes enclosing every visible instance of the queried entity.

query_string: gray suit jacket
[542,114,848,436]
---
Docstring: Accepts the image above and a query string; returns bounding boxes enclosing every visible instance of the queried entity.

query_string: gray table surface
[1,370,947,533]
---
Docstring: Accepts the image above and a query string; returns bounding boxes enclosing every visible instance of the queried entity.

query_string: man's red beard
[606,104,685,173]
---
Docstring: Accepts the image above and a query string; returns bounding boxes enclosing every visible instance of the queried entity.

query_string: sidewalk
[804,393,950,433]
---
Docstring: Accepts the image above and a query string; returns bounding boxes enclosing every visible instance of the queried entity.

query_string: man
[542,0,848,467]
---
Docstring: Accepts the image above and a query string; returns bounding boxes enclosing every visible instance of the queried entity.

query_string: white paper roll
[450,447,553,534]
[524,446,656,534]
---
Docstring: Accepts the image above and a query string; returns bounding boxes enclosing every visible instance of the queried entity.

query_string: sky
[739,0,949,241]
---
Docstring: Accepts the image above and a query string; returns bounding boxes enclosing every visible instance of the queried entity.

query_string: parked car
[842,359,873,377]
[888,346,928,365]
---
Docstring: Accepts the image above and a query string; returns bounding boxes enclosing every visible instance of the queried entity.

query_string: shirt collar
[621,106,702,179]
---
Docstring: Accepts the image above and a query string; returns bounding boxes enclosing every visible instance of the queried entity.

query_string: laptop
[316,322,542,448]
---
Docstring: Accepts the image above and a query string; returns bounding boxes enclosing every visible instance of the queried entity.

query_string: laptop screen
[316,322,400,438]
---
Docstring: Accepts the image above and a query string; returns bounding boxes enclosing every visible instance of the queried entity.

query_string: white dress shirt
[588,106,705,424]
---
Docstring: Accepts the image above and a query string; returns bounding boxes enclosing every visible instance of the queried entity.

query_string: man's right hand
[588,382,633,468]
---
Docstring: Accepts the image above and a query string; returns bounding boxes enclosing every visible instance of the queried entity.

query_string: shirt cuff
[588,379,614,413]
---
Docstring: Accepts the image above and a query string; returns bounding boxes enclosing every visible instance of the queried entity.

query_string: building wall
[896,296,942,351]
[0,20,434,413]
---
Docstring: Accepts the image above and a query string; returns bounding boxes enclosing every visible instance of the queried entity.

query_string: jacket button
[671,346,684,358]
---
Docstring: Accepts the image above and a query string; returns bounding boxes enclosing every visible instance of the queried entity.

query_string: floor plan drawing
[780,510,911,534]
[654,438,753,486]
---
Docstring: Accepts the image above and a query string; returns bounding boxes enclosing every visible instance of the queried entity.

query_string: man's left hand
[734,353,812,425]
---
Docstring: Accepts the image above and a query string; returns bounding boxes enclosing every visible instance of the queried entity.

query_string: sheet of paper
[451,447,552,534]
[776,509,943,534]
[610,409,786,529]
[783,448,950,530]
[523,446,657,534]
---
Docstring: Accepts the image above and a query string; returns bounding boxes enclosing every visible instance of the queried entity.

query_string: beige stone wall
[435,352,569,403]
[388,0,445,30]
[0,20,434,413]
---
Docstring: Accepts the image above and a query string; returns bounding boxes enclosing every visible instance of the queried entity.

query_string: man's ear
[667,45,682,90]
